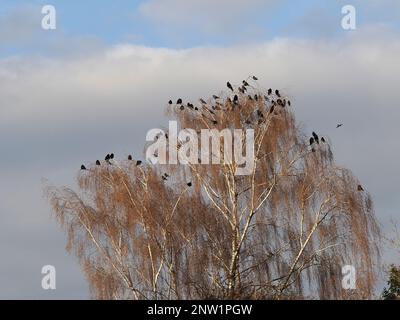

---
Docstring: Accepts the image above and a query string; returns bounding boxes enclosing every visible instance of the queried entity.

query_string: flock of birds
[79,76,360,191]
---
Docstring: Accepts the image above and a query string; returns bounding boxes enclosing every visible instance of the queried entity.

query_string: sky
[0,0,399,299]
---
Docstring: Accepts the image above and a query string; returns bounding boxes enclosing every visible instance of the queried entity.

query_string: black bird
[254,94,258,101]
[321,137,326,143]
[288,100,291,106]
[110,153,114,159]
[213,95,220,99]
[105,154,110,161]
[233,95,239,103]
[96,160,101,166]
[275,89,281,97]
[242,80,250,86]
[357,184,364,191]
[168,100,173,105]
[247,95,253,100]
[312,132,319,144]
[227,81,234,92]
[336,123,343,128]
[81,165,86,170]
[277,99,283,106]
[180,105,185,110]
[309,137,315,146]
[177,98,182,104]
[128,155,132,160]
[212,120,218,125]
[187,182,192,187]
[252,76,258,80]
[136,160,142,166]
[162,175,168,181]
[200,98,207,104]
[268,88,272,95]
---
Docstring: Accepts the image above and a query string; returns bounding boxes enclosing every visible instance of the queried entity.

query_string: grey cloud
[1,28,400,297]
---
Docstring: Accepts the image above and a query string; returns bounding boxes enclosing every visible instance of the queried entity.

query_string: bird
[247,95,253,101]
[213,95,220,99]
[136,160,142,166]
[309,137,315,145]
[227,81,234,92]
[200,98,207,104]
[254,94,258,101]
[243,80,250,86]
[105,154,110,161]
[110,153,114,159]
[321,137,326,143]
[96,160,101,166]
[288,100,291,106]
[180,105,185,110]
[336,123,343,128]
[268,88,272,95]
[252,76,258,80]
[187,182,192,187]
[128,155,132,160]
[177,98,182,104]
[233,95,239,103]
[212,120,218,125]
[168,100,173,105]
[81,165,86,170]
[312,132,319,144]
[162,175,168,181]
[275,89,281,97]
[357,184,364,191]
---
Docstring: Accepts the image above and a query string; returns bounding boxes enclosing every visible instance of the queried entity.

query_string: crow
[252,76,258,80]
[177,98,182,104]
[110,153,114,159]
[105,154,110,161]
[254,94,258,101]
[321,137,326,143]
[268,88,272,95]
[312,132,319,144]
[357,184,364,191]
[128,155,132,160]
[180,105,185,110]
[200,98,207,104]
[213,95,220,99]
[168,100,173,105]
[288,100,291,106]
[227,81,234,92]
[310,137,315,145]
[275,89,281,97]
[136,160,142,166]
[243,80,250,86]
[336,123,343,128]
[233,95,239,103]
[187,182,192,187]
[96,160,101,166]
[81,165,86,170]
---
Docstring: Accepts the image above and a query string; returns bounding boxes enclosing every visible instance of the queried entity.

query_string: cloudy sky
[0,0,399,299]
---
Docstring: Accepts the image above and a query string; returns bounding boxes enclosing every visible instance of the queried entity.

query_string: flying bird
[227,81,234,92]
[357,184,364,191]
[336,123,343,128]
[81,165,86,170]
[96,160,101,166]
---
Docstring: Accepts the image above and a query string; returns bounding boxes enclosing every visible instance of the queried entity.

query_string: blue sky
[1,0,399,53]
[0,0,400,299]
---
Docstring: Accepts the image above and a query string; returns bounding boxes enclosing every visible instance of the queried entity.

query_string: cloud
[1,26,400,297]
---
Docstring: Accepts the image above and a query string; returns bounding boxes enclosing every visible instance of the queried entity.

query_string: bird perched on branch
[357,184,364,191]
[81,165,86,170]
[275,89,281,97]
[252,76,258,80]
[96,160,101,166]
[268,88,272,95]
[227,82,234,92]
[136,160,142,166]
[176,98,182,104]
[128,155,132,160]
[310,137,315,146]
[187,182,192,187]
[312,132,319,144]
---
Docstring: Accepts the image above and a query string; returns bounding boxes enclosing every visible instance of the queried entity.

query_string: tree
[382,265,400,300]
[46,80,380,299]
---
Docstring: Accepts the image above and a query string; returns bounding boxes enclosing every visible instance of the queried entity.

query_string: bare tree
[46,80,380,299]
